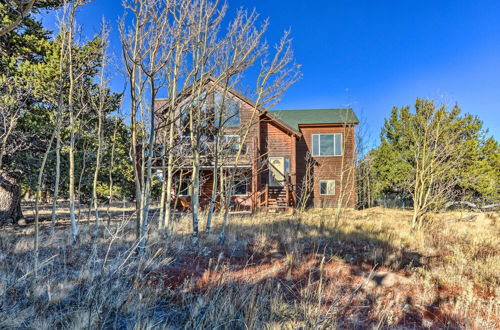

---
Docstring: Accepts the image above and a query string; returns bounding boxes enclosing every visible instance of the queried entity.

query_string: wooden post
[265,184,269,207]
[252,137,259,211]
[285,184,290,206]
[291,135,297,186]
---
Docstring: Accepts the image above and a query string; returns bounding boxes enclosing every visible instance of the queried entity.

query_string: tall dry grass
[0,206,498,328]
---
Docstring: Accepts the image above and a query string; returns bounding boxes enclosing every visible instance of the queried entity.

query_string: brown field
[1,206,499,329]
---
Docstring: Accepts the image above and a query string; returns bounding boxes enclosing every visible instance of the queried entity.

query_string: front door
[269,157,285,187]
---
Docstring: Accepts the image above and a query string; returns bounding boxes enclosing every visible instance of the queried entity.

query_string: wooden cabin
[154,80,359,212]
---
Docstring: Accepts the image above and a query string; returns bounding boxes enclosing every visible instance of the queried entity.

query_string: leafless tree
[218,31,301,242]
[49,4,72,232]
[121,0,299,240]
[297,152,315,212]
[66,0,86,242]
[120,0,148,240]
[332,123,356,223]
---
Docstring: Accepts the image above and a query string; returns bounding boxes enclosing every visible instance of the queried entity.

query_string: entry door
[269,157,285,187]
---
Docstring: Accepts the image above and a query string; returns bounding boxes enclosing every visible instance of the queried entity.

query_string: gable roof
[268,108,359,131]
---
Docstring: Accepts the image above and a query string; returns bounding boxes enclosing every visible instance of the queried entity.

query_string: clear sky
[41,0,500,143]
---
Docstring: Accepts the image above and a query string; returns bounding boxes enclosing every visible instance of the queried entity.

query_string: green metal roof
[268,108,359,131]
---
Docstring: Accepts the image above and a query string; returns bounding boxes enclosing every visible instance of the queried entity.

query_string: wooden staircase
[258,185,295,212]
[267,187,289,210]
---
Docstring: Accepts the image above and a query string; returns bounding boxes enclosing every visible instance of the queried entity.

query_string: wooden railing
[155,140,254,167]
[257,184,269,208]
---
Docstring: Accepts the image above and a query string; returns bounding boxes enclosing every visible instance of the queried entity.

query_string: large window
[312,133,342,156]
[215,92,241,126]
[319,180,335,195]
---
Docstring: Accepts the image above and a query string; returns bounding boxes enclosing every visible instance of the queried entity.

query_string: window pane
[327,181,335,195]
[223,135,240,155]
[320,180,335,195]
[312,135,320,156]
[233,177,247,195]
[215,92,241,126]
[226,99,241,126]
[320,182,327,195]
[334,134,342,156]
[320,134,334,156]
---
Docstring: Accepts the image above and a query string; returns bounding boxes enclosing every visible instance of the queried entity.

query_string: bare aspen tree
[333,122,356,222]
[106,113,120,227]
[90,21,110,232]
[48,4,70,232]
[34,1,71,268]
[122,0,175,248]
[157,0,208,234]
[297,153,315,212]
[33,100,62,277]
[120,0,147,239]
[67,0,84,242]
[218,32,301,242]
[355,116,374,209]
[138,0,171,250]
[202,9,270,231]
[183,0,224,237]
[122,0,299,238]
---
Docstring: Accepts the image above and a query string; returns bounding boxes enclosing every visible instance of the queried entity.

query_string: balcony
[155,138,255,167]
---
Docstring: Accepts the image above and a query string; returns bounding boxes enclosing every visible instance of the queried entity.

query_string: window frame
[177,179,193,197]
[232,177,248,196]
[215,92,241,127]
[311,133,343,157]
[222,134,243,155]
[319,180,336,196]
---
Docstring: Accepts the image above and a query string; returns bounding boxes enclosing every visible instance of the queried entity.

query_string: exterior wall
[259,118,294,186]
[154,82,357,210]
[295,125,356,208]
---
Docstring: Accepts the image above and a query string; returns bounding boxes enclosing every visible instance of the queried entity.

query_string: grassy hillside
[1,207,498,328]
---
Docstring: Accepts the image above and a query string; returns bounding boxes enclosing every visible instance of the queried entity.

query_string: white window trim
[222,134,240,142]
[319,180,336,195]
[311,133,343,157]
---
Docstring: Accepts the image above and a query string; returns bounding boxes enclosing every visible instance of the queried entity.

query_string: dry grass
[0,206,498,329]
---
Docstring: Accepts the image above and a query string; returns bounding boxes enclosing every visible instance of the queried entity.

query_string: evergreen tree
[369,99,499,227]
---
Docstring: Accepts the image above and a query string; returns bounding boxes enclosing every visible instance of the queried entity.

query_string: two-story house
[154,80,359,212]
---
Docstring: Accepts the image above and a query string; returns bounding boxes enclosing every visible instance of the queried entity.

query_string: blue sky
[41,0,500,143]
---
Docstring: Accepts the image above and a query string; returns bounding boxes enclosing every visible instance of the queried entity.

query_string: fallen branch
[444,201,500,211]
[447,214,477,223]
[481,203,500,210]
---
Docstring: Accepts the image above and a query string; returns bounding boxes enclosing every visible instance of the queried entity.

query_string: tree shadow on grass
[1,215,469,329]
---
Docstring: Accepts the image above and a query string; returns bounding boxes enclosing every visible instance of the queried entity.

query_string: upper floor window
[312,133,342,156]
[222,135,244,155]
[215,92,241,126]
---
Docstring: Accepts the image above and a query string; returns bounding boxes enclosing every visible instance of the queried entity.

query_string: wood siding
[259,117,294,187]
[296,125,356,208]
[154,81,357,210]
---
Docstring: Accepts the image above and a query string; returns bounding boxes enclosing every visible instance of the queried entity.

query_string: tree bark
[0,171,24,224]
